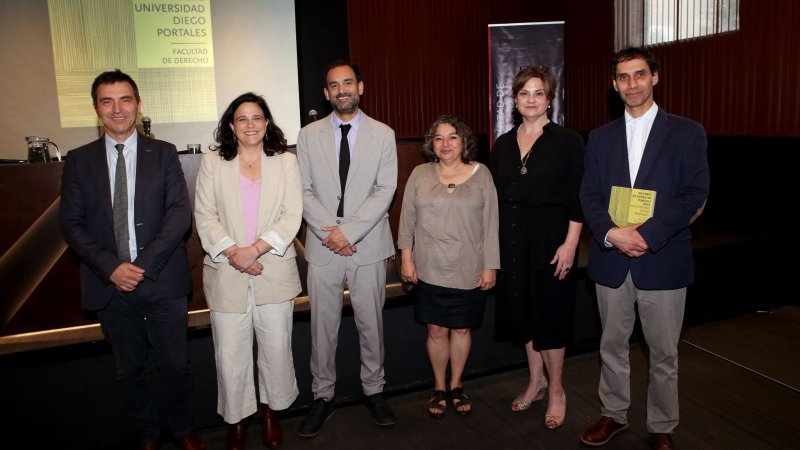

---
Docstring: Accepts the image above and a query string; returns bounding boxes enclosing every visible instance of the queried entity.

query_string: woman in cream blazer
[195,92,302,449]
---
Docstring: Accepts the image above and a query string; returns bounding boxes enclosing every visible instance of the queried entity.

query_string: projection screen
[0,0,300,160]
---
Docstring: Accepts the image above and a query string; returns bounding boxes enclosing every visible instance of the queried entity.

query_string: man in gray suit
[296,59,398,437]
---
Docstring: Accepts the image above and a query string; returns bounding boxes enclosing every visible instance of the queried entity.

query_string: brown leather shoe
[142,441,160,450]
[581,416,628,446]
[261,403,283,448]
[177,433,207,450]
[651,433,675,450]
[226,421,247,450]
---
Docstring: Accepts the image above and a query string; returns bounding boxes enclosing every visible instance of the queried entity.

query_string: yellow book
[609,186,657,227]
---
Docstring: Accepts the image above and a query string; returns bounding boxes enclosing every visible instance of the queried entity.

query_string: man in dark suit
[60,70,205,450]
[579,48,709,450]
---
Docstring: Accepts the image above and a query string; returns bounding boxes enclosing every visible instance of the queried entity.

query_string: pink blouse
[240,175,261,245]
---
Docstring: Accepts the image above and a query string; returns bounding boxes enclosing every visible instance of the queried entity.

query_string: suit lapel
[224,154,246,242]
[634,109,668,187]
[347,113,371,185]
[259,154,281,231]
[90,138,114,223]
[611,118,631,188]
[134,134,152,219]
[319,115,341,191]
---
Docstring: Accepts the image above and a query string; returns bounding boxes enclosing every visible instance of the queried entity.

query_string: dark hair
[612,47,660,78]
[324,58,362,86]
[512,65,557,101]
[421,115,478,164]
[212,92,287,161]
[91,69,140,105]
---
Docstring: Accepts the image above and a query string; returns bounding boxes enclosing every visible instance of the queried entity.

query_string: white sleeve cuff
[210,236,236,262]
[260,230,290,257]
[603,231,613,248]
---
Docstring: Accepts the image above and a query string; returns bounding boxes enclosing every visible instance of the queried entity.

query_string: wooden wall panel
[347,0,490,137]
[653,0,799,136]
[347,0,613,137]
[347,0,799,137]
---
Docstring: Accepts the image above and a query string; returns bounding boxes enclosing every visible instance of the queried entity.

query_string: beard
[330,92,360,115]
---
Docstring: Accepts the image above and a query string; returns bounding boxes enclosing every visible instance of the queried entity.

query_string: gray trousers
[308,255,387,401]
[596,272,686,433]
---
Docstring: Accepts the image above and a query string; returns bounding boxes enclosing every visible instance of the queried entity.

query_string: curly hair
[421,115,478,164]
[212,92,287,161]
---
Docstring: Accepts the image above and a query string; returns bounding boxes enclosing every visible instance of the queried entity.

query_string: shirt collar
[331,109,362,129]
[624,102,658,124]
[105,133,138,154]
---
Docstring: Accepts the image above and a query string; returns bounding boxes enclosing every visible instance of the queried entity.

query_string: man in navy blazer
[579,48,709,450]
[60,70,205,450]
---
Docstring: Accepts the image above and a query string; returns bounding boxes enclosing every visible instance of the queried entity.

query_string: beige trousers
[596,272,686,433]
[307,255,387,401]
[210,281,299,423]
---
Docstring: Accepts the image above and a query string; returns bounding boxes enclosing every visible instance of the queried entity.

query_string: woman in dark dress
[489,66,584,429]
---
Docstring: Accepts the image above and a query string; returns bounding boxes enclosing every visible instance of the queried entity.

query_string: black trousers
[97,283,192,442]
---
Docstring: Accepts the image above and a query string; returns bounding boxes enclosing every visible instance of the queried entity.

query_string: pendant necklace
[517,136,533,175]
[241,154,259,167]
[439,161,463,191]
[516,126,542,175]
[519,150,532,174]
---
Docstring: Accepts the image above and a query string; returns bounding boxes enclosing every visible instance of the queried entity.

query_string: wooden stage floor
[149,307,800,450]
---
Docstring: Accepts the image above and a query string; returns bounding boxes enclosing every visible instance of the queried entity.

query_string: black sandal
[449,387,472,416]
[427,390,447,419]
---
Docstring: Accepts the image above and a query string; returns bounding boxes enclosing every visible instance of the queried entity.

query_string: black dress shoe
[297,398,335,438]
[364,393,397,426]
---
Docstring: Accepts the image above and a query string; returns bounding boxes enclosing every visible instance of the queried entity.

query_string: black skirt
[414,279,487,329]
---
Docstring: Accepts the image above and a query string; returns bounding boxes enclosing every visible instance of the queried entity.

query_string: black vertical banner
[488,22,565,147]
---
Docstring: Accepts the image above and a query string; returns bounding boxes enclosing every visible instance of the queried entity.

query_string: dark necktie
[113,143,131,262]
[337,124,351,217]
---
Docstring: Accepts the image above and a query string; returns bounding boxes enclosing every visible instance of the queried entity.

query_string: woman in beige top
[195,93,302,449]
[398,115,500,419]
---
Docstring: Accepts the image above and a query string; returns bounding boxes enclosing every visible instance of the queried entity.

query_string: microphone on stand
[308,109,319,122]
[142,116,152,137]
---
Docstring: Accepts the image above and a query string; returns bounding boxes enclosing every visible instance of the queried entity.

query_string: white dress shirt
[625,103,658,185]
